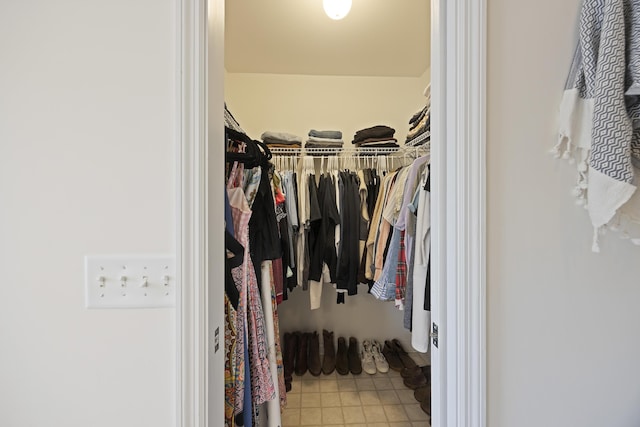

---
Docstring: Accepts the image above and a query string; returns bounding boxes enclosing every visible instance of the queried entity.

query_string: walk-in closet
[223,1,432,426]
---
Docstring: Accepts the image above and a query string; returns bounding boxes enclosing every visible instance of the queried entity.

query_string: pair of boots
[415,382,431,416]
[335,336,362,375]
[382,338,418,372]
[398,363,431,417]
[402,364,431,389]
[283,330,337,390]
[407,365,431,416]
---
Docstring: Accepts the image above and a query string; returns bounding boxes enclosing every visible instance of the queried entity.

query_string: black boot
[294,332,308,376]
[308,331,322,376]
[322,330,336,375]
[392,339,417,369]
[283,332,298,390]
[382,340,403,371]
[347,337,362,375]
[335,337,349,375]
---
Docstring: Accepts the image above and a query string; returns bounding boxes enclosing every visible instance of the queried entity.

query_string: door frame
[176,0,486,426]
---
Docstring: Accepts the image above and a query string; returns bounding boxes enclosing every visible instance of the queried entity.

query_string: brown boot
[322,330,336,375]
[391,339,417,369]
[414,385,431,404]
[403,371,428,389]
[401,365,422,379]
[347,337,362,375]
[308,331,322,376]
[382,340,403,371]
[294,332,308,376]
[283,332,298,389]
[421,365,431,384]
[401,364,431,381]
[420,390,431,415]
[335,337,349,375]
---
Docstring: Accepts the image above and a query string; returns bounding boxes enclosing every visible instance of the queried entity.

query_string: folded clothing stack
[304,129,344,149]
[406,104,431,147]
[261,131,303,149]
[352,125,399,149]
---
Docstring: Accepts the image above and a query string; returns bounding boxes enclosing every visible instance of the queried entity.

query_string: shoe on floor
[294,332,309,376]
[361,340,377,375]
[403,371,428,389]
[335,336,349,375]
[421,365,431,383]
[391,338,418,370]
[283,332,298,388]
[401,365,420,379]
[401,364,430,379]
[371,340,389,373]
[382,340,404,371]
[308,331,322,376]
[414,385,431,404]
[420,395,431,415]
[322,329,336,375]
[348,337,363,375]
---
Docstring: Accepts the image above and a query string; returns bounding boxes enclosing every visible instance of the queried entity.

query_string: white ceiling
[225,0,431,77]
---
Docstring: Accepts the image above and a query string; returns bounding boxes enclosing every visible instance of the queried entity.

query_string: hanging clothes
[394,155,430,310]
[364,170,397,282]
[411,166,432,352]
[228,186,276,407]
[225,136,281,426]
[308,173,340,310]
[336,170,361,297]
[371,166,411,301]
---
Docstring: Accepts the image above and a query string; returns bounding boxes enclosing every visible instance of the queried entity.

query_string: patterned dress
[224,294,238,426]
[264,261,287,409]
[229,185,276,407]
[228,187,247,415]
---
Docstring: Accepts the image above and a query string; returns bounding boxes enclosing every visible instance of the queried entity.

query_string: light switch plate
[85,255,176,309]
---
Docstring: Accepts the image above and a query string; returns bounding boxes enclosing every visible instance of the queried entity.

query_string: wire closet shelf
[268,144,430,172]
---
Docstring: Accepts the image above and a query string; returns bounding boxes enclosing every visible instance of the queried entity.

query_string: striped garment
[554,0,640,251]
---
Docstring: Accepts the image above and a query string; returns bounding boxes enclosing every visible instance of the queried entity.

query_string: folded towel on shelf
[265,142,302,149]
[406,116,430,141]
[409,105,429,126]
[354,141,399,149]
[406,130,431,147]
[356,137,398,145]
[306,136,345,145]
[352,125,396,144]
[308,129,343,139]
[406,125,430,143]
[409,109,429,131]
[261,131,303,144]
[304,141,344,149]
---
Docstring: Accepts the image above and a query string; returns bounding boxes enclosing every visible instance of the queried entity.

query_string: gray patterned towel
[555,0,640,251]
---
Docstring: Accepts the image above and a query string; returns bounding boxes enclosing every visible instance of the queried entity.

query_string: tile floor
[281,353,430,427]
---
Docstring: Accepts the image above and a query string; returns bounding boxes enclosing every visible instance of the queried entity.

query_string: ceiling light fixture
[323,0,352,20]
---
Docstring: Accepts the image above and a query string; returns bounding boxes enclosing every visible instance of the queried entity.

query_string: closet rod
[268,145,429,157]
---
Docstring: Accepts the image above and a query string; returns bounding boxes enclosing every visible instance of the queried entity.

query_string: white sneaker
[371,340,390,373]
[361,339,377,375]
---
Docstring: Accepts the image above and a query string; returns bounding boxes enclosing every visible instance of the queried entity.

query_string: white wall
[0,1,176,426]
[225,71,430,351]
[488,0,640,426]
[225,71,430,144]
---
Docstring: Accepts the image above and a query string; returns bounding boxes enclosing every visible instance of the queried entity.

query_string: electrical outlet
[84,255,176,309]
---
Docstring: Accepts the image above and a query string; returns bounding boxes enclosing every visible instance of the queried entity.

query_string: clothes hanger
[225,127,272,169]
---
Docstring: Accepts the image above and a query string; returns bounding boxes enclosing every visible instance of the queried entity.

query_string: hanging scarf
[554,0,640,251]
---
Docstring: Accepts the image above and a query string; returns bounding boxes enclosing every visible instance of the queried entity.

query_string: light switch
[84,255,176,309]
